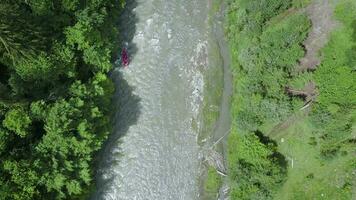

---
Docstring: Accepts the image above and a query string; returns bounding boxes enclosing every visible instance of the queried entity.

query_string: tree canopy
[0,0,124,199]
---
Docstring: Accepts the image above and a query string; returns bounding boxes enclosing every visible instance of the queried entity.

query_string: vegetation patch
[228,129,287,199]
[0,0,125,199]
[276,1,356,197]
[274,118,355,199]
[226,0,356,199]
[199,40,224,144]
[292,0,312,8]
[204,166,223,196]
[226,1,311,197]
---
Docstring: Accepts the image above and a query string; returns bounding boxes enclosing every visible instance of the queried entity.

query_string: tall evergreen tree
[0,2,45,63]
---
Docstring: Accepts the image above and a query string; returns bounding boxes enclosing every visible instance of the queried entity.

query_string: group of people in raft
[121,47,129,67]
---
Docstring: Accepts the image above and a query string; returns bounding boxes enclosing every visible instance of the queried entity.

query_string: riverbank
[199,0,232,199]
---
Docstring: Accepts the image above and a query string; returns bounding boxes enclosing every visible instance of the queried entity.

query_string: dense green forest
[0,0,124,199]
[226,0,355,199]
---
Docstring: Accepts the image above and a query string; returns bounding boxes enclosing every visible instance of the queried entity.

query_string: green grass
[292,0,312,8]
[204,167,222,195]
[272,117,354,200]
[212,0,223,14]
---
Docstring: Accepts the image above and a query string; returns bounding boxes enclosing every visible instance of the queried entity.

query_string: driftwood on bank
[286,81,318,103]
[204,149,227,176]
[217,184,230,200]
[202,128,230,176]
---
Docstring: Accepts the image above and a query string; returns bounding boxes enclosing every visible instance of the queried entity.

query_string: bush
[228,131,286,200]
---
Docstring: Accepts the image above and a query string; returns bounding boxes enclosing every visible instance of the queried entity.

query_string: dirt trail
[297,0,338,72]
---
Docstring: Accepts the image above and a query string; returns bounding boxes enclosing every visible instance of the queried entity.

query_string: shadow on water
[109,0,140,136]
[119,0,139,61]
[91,70,141,199]
[91,0,141,198]
[111,70,141,140]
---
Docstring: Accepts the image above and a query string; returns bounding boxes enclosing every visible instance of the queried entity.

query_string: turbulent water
[93,1,211,199]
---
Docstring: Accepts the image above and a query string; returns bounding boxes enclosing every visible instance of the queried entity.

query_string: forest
[0,0,124,199]
[226,0,355,199]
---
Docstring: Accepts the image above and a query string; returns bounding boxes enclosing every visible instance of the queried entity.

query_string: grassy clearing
[273,117,354,200]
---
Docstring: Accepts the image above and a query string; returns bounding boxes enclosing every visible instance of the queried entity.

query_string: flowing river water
[92,1,230,199]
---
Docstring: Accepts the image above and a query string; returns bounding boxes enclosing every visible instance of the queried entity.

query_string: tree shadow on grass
[255,130,288,170]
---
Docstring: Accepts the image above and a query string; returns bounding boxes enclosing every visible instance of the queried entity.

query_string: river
[92,0,226,199]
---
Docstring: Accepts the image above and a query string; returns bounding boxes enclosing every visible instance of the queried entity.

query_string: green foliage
[311,0,356,159]
[25,0,51,14]
[227,0,356,199]
[289,72,313,89]
[228,130,286,200]
[204,167,222,195]
[260,14,310,73]
[226,0,311,199]
[227,0,311,134]
[0,3,45,62]
[0,0,124,199]
[3,107,31,137]
[292,0,311,8]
